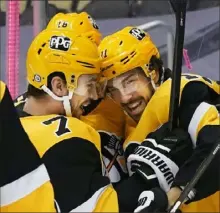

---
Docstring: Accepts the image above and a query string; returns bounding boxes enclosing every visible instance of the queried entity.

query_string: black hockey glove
[134,187,169,213]
[127,122,193,192]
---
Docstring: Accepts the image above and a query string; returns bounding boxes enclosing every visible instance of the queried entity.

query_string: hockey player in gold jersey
[99,26,220,212]
[15,28,122,211]
[14,12,134,183]
[15,20,175,212]
[0,81,56,212]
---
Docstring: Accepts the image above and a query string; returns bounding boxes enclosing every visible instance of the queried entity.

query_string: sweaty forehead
[79,74,98,83]
[88,75,98,81]
[107,68,141,88]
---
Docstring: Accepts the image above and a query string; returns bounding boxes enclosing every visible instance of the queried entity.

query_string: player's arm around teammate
[16,25,158,212]
[98,26,220,212]
[14,12,130,186]
[16,28,121,212]
[0,81,56,212]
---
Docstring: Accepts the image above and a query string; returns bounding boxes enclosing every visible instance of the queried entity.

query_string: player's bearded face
[70,74,100,118]
[107,68,154,122]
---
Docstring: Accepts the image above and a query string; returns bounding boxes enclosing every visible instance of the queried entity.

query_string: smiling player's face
[70,74,99,118]
[107,68,154,122]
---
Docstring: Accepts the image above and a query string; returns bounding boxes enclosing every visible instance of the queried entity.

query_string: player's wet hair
[150,55,172,85]
[27,72,66,98]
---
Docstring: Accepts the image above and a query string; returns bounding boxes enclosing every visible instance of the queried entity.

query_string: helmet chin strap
[41,85,74,117]
[148,72,157,91]
[160,67,165,84]
[151,79,157,91]
[149,66,165,91]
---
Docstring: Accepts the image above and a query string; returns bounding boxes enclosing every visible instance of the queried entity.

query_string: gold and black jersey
[15,95,148,212]
[81,96,130,183]
[19,112,118,212]
[0,81,55,212]
[15,93,134,184]
[124,74,220,212]
[124,74,220,149]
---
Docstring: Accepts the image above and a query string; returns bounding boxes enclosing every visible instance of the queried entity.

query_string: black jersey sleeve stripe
[42,137,110,212]
[172,125,220,201]
[0,83,43,186]
[179,81,219,139]
[0,164,50,207]
[172,81,220,201]
[188,102,216,147]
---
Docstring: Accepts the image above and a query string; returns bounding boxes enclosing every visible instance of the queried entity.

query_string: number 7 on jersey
[42,116,71,137]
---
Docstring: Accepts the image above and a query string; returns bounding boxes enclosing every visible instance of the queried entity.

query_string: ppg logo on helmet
[129,28,146,41]
[50,36,71,51]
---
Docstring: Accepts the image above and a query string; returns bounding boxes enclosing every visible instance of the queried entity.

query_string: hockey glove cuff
[127,144,179,192]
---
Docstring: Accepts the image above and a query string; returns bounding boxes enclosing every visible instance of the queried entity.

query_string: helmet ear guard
[148,55,172,85]
[148,55,163,85]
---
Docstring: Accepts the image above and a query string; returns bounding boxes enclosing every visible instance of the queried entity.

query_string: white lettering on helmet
[50,36,72,51]
[129,28,146,41]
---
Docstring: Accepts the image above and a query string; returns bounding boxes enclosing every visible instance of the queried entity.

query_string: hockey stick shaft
[167,1,220,211]
[137,0,188,203]
[169,141,220,213]
[137,0,187,207]
[168,0,187,130]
